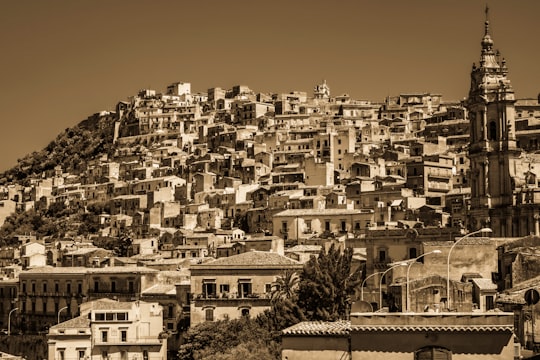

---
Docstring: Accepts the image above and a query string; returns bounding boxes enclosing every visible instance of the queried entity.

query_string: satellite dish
[351,300,373,313]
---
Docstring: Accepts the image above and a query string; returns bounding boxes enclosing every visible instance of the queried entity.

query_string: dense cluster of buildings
[0,10,539,360]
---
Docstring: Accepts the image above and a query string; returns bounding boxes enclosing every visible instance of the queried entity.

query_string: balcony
[193,293,272,307]
[94,337,163,346]
[373,258,393,270]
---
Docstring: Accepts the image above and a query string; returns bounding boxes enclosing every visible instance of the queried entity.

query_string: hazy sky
[1,0,539,172]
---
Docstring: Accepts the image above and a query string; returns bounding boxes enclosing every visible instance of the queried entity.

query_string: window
[486,295,494,310]
[325,221,330,231]
[378,249,386,262]
[43,282,47,293]
[78,350,85,360]
[58,350,65,360]
[241,308,250,317]
[55,283,59,293]
[205,308,214,321]
[203,281,216,298]
[143,351,148,360]
[101,330,108,342]
[489,121,497,140]
[265,283,272,293]
[415,346,452,360]
[121,330,127,342]
[128,281,134,293]
[219,284,229,294]
[94,281,99,292]
[31,283,36,293]
[22,283,26,293]
[238,280,252,298]
[409,247,417,259]
[111,281,116,293]
[77,282,82,294]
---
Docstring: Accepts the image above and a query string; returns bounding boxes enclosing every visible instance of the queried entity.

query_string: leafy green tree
[297,244,362,321]
[178,317,279,360]
[198,341,276,360]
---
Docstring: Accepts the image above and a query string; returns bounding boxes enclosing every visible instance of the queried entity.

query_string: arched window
[489,121,497,140]
[415,346,452,360]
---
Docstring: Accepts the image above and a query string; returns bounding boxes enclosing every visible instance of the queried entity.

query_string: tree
[297,244,362,321]
[178,317,279,360]
[271,269,299,302]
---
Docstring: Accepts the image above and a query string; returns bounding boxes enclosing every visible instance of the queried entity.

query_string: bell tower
[467,7,520,236]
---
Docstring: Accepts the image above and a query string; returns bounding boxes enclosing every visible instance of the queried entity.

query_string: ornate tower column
[467,8,520,236]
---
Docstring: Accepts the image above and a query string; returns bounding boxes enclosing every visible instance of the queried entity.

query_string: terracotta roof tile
[193,251,301,268]
[50,315,91,329]
[281,321,513,336]
[282,321,350,336]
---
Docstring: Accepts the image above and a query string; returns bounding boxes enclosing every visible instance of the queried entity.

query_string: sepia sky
[0,0,539,172]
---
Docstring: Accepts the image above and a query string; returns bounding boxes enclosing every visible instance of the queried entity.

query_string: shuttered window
[415,346,452,360]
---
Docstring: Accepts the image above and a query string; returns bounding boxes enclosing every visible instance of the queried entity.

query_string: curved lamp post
[8,308,18,335]
[58,306,68,324]
[361,271,384,301]
[446,228,492,311]
[379,262,408,310]
[406,250,442,312]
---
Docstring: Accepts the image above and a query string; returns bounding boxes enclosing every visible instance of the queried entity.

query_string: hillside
[0,112,117,244]
[0,112,116,184]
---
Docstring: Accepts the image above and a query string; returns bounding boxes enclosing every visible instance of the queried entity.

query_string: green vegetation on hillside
[1,114,116,183]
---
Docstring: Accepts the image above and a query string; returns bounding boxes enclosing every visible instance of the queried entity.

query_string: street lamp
[58,306,68,324]
[8,308,18,336]
[360,271,384,301]
[406,250,442,312]
[446,228,492,311]
[379,262,408,310]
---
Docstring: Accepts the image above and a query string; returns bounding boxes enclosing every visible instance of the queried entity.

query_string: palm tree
[271,269,299,302]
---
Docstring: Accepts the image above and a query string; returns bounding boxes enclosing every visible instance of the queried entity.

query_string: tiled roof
[282,321,350,336]
[350,324,513,333]
[88,266,158,274]
[276,208,372,216]
[285,245,322,253]
[471,278,497,290]
[281,321,513,336]
[193,251,302,268]
[142,284,176,295]
[22,266,88,274]
[50,315,91,329]
[87,298,134,310]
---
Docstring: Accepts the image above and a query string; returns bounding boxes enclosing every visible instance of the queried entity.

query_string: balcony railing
[194,292,272,301]
[373,258,393,270]
[94,337,162,346]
